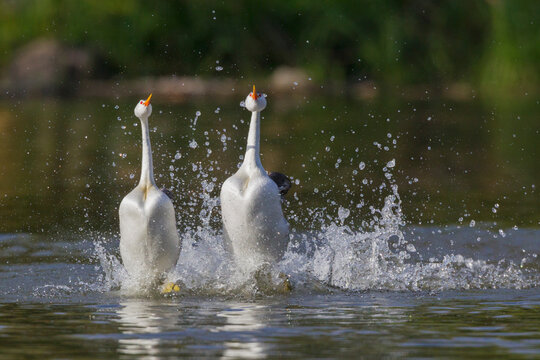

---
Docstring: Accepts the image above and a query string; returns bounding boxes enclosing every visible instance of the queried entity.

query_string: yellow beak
[144,93,152,106]
[251,85,258,100]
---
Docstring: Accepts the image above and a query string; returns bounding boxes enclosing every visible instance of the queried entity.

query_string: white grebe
[220,86,289,274]
[119,94,181,291]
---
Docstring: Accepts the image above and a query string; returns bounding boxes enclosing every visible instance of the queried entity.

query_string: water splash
[92,120,539,297]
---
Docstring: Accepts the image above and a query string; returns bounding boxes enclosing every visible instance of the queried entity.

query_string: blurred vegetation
[1,0,539,96]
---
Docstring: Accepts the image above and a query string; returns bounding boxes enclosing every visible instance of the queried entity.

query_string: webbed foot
[253,266,293,294]
[278,272,293,293]
[161,282,180,294]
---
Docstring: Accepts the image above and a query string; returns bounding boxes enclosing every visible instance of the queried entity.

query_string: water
[0,96,539,358]
[1,288,540,358]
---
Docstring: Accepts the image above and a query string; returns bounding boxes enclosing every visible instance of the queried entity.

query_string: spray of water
[91,109,538,297]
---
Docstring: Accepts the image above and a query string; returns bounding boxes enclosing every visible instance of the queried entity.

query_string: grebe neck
[243,110,263,171]
[138,116,156,188]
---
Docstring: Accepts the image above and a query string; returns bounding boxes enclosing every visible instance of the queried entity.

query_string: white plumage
[119,94,181,286]
[220,87,289,272]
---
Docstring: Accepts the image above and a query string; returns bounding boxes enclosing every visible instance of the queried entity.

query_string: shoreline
[4,75,511,103]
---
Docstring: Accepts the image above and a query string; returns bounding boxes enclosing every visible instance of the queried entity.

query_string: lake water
[0,94,539,358]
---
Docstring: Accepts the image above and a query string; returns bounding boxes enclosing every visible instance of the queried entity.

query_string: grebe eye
[140,101,143,104]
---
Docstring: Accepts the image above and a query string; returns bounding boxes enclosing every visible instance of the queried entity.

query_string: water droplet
[189,140,198,149]
[386,159,395,168]
[337,207,350,223]
[359,162,366,170]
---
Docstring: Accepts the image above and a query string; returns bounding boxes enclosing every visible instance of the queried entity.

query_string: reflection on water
[217,304,268,359]
[114,301,273,359]
[0,288,539,358]
[113,300,273,359]
[116,300,179,359]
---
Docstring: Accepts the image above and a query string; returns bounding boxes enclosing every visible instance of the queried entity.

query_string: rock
[351,81,378,100]
[442,82,473,101]
[269,66,310,93]
[80,76,237,102]
[2,38,93,97]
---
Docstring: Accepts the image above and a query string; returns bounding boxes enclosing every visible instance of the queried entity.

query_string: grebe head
[134,93,153,118]
[245,85,267,112]
[268,171,292,196]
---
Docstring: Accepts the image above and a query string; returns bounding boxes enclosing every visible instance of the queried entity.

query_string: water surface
[0,95,538,358]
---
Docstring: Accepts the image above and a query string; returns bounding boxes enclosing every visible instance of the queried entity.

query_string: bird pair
[118,88,290,292]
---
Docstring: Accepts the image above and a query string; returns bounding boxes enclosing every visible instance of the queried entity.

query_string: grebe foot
[161,282,180,294]
[253,266,292,294]
[278,272,293,293]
